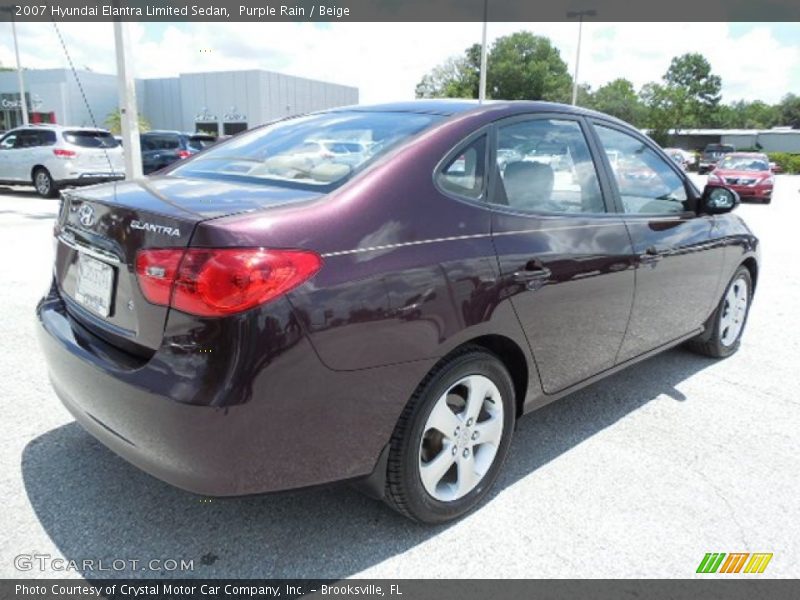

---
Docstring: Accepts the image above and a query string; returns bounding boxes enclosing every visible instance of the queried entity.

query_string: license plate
[74,253,114,317]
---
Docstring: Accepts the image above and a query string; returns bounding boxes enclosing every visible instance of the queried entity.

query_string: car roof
[4,124,109,133]
[142,130,184,136]
[723,152,767,158]
[326,99,625,121]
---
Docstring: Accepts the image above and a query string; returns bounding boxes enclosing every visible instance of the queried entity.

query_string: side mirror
[701,185,740,214]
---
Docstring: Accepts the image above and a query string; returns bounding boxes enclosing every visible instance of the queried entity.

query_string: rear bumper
[36,284,428,496]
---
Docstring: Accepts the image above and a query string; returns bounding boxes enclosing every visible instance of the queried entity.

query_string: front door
[0,131,20,181]
[590,122,724,362]
[490,116,635,394]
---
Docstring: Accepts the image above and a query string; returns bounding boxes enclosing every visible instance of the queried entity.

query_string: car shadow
[0,209,56,220]
[21,346,713,579]
[0,186,39,198]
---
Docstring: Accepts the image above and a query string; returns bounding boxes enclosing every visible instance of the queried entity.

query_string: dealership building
[0,68,358,134]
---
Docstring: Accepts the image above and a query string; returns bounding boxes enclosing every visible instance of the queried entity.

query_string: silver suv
[0,125,124,197]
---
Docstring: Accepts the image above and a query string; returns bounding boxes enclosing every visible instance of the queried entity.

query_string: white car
[0,125,124,197]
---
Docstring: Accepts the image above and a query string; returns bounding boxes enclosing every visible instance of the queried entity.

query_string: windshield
[173,111,442,189]
[704,144,734,154]
[718,156,769,171]
[64,130,118,148]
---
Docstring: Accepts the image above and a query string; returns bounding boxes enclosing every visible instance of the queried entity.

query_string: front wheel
[689,266,752,358]
[33,168,58,198]
[384,348,516,523]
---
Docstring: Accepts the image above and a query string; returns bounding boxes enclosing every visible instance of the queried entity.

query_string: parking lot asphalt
[0,176,798,579]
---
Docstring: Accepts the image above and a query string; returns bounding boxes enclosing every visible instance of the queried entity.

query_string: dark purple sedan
[37,101,759,523]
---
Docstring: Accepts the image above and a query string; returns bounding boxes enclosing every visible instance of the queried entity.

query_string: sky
[1,21,798,105]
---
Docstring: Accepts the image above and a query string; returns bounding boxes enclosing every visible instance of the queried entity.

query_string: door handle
[512,261,552,286]
[639,246,663,263]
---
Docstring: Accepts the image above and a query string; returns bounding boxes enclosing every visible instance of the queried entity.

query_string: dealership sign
[1,94,44,110]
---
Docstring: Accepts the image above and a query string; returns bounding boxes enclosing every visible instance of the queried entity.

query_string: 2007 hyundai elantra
[37,100,759,523]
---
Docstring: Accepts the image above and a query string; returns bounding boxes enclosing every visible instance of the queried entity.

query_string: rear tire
[384,347,515,524]
[688,266,752,358]
[33,168,58,198]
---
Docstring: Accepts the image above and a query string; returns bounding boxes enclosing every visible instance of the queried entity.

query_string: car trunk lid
[54,176,323,355]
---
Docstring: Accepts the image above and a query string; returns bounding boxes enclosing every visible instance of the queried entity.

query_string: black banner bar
[1,0,800,22]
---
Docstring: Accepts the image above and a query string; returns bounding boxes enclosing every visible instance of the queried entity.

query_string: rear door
[589,121,724,362]
[489,115,635,394]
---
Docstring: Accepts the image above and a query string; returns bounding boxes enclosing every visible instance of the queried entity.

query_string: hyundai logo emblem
[78,204,95,227]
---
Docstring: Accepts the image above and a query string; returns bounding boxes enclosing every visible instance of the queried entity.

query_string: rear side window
[16,130,54,148]
[64,130,118,148]
[436,136,486,201]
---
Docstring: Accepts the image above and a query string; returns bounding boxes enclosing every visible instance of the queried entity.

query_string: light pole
[567,9,596,106]
[1,7,30,125]
[478,0,488,103]
[113,21,143,179]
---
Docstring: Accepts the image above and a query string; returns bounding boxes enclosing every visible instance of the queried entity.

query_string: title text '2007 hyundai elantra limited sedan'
[37,101,759,523]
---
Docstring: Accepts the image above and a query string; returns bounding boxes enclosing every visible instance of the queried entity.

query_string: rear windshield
[63,130,118,148]
[172,111,442,189]
[187,136,216,151]
[141,134,182,150]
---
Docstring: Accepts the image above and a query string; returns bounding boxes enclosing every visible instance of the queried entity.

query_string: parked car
[708,152,774,204]
[0,125,123,197]
[37,101,759,523]
[698,143,735,174]
[140,131,217,174]
[663,147,691,170]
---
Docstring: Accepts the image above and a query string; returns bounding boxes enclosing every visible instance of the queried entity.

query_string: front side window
[173,111,441,190]
[493,119,605,214]
[436,135,486,200]
[595,125,688,215]
[0,133,17,150]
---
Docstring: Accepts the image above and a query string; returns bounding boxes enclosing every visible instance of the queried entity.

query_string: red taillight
[53,148,76,158]
[135,248,322,317]
[176,149,192,159]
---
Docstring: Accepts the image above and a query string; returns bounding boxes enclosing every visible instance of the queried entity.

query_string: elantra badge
[131,220,182,237]
[78,204,95,227]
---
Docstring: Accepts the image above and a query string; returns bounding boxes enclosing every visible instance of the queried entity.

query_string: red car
[708,152,774,204]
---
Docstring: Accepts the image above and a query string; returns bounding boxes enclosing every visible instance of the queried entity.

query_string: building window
[223,122,247,135]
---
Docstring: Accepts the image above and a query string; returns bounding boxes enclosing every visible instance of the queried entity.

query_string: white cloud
[1,21,798,105]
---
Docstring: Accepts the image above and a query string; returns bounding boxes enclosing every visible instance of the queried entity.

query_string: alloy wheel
[720,275,749,347]
[418,374,504,502]
[35,171,51,196]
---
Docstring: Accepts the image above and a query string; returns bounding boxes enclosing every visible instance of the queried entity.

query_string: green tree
[715,100,779,129]
[662,53,722,128]
[487,32,572,102]
[777,93,800,128]
[104,109,151,135]
[587,78,644,125]
[415,44,481,99]
[639,82,685,145]
[415,32,572,102]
